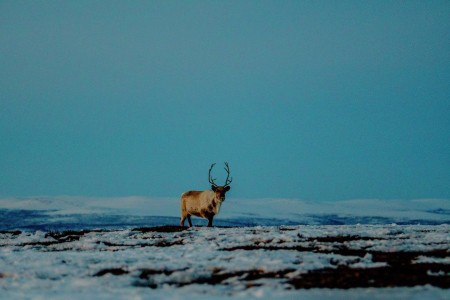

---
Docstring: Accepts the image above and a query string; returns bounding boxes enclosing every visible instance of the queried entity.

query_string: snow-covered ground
[1,225,449,299]
[0,197,449,299]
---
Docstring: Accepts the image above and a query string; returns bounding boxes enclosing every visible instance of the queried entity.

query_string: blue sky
[1,1,449,200]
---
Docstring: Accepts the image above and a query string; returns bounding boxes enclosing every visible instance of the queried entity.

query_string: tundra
[180,162,232,227]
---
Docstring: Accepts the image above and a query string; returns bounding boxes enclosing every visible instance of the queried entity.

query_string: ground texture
[0,224,449,299]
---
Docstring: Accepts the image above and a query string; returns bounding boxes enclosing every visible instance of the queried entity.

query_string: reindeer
[180,162,232,227]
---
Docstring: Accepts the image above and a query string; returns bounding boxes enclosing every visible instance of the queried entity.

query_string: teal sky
[1,1,449,201]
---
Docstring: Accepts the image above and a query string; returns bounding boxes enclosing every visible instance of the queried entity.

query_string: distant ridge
[0,197,449,230]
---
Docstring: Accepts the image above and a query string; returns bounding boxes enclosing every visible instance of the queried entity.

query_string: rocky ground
[1,224,449,299]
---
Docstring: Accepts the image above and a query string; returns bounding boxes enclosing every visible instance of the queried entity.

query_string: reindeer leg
[180,215,186,227]
[207,216,214,227]
[187,215,193,227]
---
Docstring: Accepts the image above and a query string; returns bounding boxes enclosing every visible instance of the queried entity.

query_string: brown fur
[183,191,202,197]
[180,188,230,227]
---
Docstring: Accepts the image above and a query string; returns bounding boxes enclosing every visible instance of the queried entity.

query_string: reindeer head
[209,162,232,201]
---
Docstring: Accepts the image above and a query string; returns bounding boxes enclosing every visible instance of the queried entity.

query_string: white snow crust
[1,197,449,298]
[1,225,449,299]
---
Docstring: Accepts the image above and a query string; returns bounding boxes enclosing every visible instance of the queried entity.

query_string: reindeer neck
[207,191,223,214]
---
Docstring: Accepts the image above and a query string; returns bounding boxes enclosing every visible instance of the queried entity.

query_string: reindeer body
[180,163,232,227]
[180,190,223,227]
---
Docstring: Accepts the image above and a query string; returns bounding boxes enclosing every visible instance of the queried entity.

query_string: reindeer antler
[209,162,232,187]
[224,162,232,187]
[208,163,218,187]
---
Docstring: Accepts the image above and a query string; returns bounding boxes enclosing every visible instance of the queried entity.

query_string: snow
[1,224,449,299]
[0,197,449,299]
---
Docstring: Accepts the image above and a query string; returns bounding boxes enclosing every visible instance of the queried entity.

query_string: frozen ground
[0,197,449,299]
[1,225,449,299]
